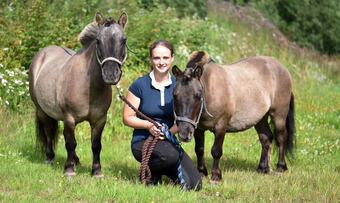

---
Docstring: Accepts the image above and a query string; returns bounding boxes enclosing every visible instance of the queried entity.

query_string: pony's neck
[85,41,107,86]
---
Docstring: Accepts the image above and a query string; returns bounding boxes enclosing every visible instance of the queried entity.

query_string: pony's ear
[118,12,128,29]
[172,65,182,77]
[96,12,104,27]
[194,66,203,79]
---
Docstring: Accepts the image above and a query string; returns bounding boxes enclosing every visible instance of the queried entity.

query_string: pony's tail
[35,110,59,154]
[285,93,296,154]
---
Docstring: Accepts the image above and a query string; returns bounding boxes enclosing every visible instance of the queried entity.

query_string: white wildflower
[300,149,308,155]
[3,48,9,51]
[1,79,7,85]
[5,100,9,105]
[5,70,14,77]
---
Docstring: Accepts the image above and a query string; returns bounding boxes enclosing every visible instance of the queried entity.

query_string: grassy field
[1,1,340,202]
[0,75,339,202]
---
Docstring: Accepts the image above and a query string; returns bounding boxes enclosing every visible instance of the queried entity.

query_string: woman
[123,39,202,190]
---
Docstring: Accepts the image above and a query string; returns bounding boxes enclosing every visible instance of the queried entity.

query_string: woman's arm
[123,91,162,137]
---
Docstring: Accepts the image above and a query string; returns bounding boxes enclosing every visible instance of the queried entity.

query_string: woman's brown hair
[149,39,174,58]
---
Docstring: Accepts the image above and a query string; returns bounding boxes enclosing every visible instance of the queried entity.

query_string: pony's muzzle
[101,62,122,85]
[177,122,195,142]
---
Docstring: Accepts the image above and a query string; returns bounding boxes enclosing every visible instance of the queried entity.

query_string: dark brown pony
[172,51,295,181]
[29,12,128,177]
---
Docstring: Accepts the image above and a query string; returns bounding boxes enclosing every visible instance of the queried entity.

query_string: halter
[95,44,127,67]
[174,81,213,129]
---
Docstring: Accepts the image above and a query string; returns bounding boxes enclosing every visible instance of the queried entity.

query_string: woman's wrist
[146,121,154,130]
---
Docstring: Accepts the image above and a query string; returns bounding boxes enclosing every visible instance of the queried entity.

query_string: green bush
[140,0,207,18]
[250,0,340,54]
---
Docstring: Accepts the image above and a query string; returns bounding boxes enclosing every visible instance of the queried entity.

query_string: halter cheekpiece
[174,80,213,129]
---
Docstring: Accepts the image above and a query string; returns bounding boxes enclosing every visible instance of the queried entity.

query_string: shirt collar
[149,70,172,90]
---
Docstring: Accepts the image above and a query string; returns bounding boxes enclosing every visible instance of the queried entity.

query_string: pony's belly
[34,72,64,120]
[227,111,264,132]
[35,89,64,120]
[226,118,257,132]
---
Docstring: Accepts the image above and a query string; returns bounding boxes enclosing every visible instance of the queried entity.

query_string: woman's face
[151,45,174,75]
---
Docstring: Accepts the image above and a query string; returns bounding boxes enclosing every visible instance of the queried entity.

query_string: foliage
[139,0,207,18]
[230,0,340,54]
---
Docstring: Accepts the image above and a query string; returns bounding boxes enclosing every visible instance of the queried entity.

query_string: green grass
[1,77,339,202]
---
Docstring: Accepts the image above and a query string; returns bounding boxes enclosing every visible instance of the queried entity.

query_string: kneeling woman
[123,39,202,190]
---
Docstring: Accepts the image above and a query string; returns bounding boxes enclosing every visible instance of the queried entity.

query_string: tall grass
[0,0,339,202]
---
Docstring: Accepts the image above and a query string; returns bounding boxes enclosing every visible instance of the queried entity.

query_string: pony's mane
[186,51,211,68]
[78,22,99,46]
[78,18,117,46]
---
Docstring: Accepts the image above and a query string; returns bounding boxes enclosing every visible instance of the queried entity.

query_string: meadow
[0,0,339,202]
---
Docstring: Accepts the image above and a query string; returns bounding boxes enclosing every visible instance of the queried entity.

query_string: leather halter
[174,81,213,129]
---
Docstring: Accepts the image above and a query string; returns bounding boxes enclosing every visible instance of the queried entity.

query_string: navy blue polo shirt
[129,72,176,149]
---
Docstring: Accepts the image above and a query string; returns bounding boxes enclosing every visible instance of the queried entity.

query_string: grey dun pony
[29,12,128,177]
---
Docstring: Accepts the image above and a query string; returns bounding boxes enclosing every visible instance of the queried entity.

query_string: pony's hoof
[276,164,288,173]
[198,167,208,177]
[92,170,104,178]
[276,167,287,173]
[257,166,272,173]
[199,172,208,177]
[211,174,222,181]
[64,169,76,176]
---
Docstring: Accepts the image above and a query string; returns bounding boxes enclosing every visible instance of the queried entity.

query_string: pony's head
[172,51,213,142]
[79,12,128,85]
[172,65,203,142]
[95,12,128,85]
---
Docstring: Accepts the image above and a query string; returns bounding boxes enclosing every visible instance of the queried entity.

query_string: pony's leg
[90,117,106,178]
[211,126,226,181]
[36,109,58,164]
[255,115,273,173]
[272,116,288,172]
[63,115,77,176]
[194,129,207,177]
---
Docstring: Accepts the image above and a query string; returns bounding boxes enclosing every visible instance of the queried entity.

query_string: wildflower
[0,64,3,68]
[5,100,9,105]
[5,70,14,77]
[14,79,24,85]
[3,48,9,51]
[1,79,7,85]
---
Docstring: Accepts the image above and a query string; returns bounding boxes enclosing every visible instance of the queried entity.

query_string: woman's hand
[148,123,165,140]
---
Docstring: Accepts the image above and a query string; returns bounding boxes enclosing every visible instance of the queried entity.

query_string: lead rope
[116,86,187,189]
[161,124,186,190]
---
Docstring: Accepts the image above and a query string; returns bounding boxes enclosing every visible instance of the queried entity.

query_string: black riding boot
[146,172,162,186]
